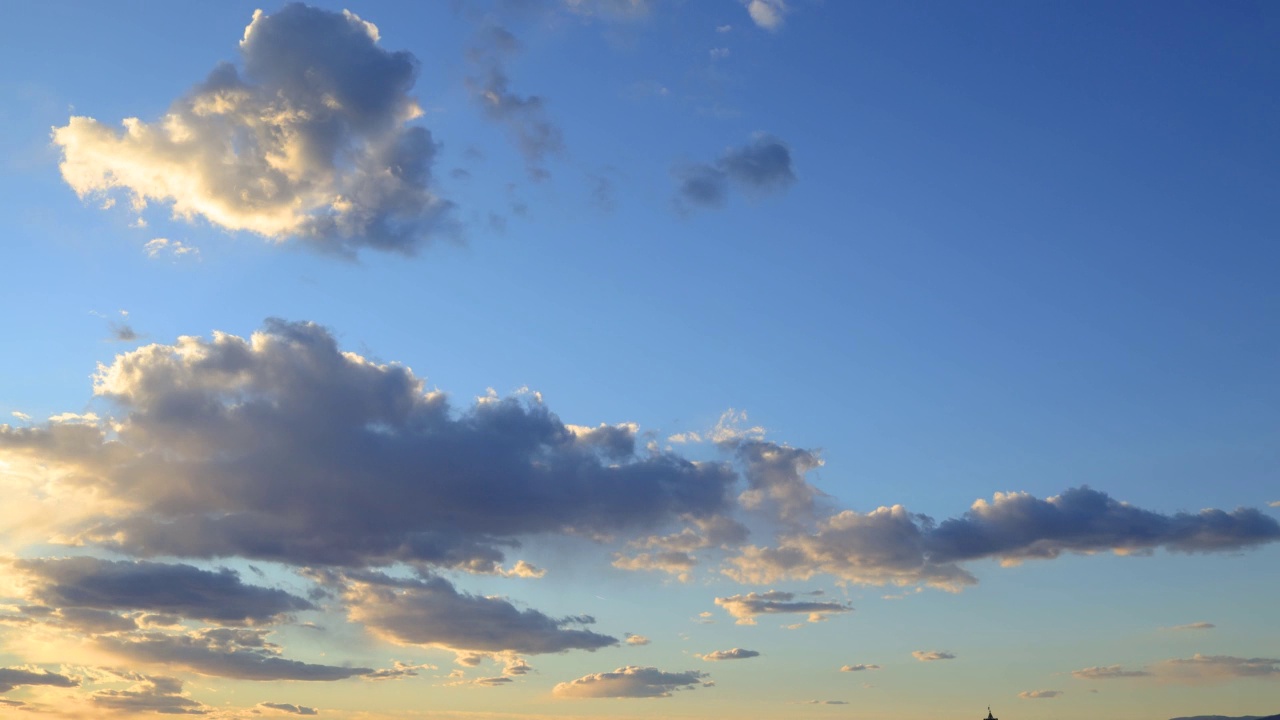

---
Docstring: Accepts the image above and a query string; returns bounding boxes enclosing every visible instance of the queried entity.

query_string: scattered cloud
[1151,654,1280,683]
[612,550,698,582]
[714,591,850,625]
[625,634,650,646]
[912,650,955,662]
[840,664,880,672]
[144,238,199,260]
[467,25,563,180]
[363,661,435,681]
[674,134,795,211]
[552,666,709,698]
[53,5,454,256]
[91,675,207,715]
[698,648,759,661]
[96,628,372,681]
[1018,689,1062,699]
[797,699,849,705]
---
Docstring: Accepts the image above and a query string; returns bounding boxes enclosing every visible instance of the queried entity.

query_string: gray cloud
[7,320,735,570]
[258,702,319,715]
[912,650,954,662]
[674,135,795,211]
[552,666,709,698]
[714,591,851,625]
[467,25,564,179]
[109,323,140,342]
[16,557,314,625]
[726,487,1280,590]
[345,572,616,655]
[92,675,207,715]
[0,667,78,693]
[798,700,849,705]
[698,648,759,661]
[96,629,371,681]
[840,664,879,672]
[1074,656,1280,685]
[1165,622,1215,631]
[53,4,454,256]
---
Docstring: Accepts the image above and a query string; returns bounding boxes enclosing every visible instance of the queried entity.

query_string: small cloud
[144,237,199,260]
[258,702,319,715]
[674,135,795,212]
[796,700,848,705]
[1270,500,1280,507]
[1071,665,1150,680]
[912,650,955,662]
[498,560,545,578]
[109,323,140,342]
[710,47,730,60]
[625,634,650,646]
[10,411,31,422]
[840,664,880,672]
[698,648,759,661]
[1018,689,1062,699]
[716,24,733,33]
[1164,622,1215,631]
[742,0,787,31]
[552,666,708,699]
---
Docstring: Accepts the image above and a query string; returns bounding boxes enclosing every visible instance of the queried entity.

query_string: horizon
[1,1,1277,719]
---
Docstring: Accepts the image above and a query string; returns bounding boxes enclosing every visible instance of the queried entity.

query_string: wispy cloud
[714,591,851,625]
[912,650,955,662]
[1018,689,1062,699]
[553,666,709,698]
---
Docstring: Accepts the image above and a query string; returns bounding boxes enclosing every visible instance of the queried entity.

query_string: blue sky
[0,1,1277,718]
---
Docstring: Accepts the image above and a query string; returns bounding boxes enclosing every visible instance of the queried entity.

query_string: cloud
[1018,689,1062,699]
[1270,500,1279,507]
[448,675,514,687]
[552,666,709,698]
[144,238,199,260]
[725,487,1280,590]
[1165,622,1215,631]
[1,320,736,570]
[467,25,564,179]
[53,5,454,256]
[797,700,849,705]
[698,648,759,661]
[343,572,616,655]
[674,135,795,210]
[733,440,824,527]
[612,550,698,582]
[258,702,319,715]
[109,323,140,342]
[912,650,955,662]
[0,667,78,693]
[363,661,435,681]
[742,1,788,31]
[96,628,371,681]
[625,634,650,646]
[714,591,850,625]
[1071,665,1151,680]
[1151,654,1280,683]
[840,664,880,672]
[14,557,315,625]
[562,0,651,20]
[91,675,207,715]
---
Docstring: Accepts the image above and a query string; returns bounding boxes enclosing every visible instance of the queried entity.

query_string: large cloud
[52,4,453,256]
[1072,655,1280,685]
[14,557,314,625]
[96,628,371,681]
[725,487,1280,590]
[90,675,208,715]
[1,319,735,570]
[0,667,78,693]
[343,572,617,655]
[552,666,709,698]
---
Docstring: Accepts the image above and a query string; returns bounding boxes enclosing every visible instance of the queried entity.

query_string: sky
[0,1,1278,718]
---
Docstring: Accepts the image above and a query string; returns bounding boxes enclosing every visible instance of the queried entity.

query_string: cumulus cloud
[612,550,698,582]
[14,557,314,625]
[714,591,850,625]
[343,572,616,655]
[96,628,371,681]
[725,487,1280,590]
[840,664,879,672]
[467,25,563,179]
[0,320,735,570]
[674,135,795,211]
[912,650,954,662]
[625,634,650,646]
[742,0,788,31]
[1018,689,1062,699]
[552,666,708,698]
[1071,665,1150,680]
[53,4,454,256]
[698,648,759,661]
[258,702,319,715]
[0,667,78,693]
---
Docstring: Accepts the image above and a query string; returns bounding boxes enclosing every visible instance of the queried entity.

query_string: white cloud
[840,664,879,672]
[625,634,650,646]
[143,238,199,260]
[53,5,454,256]
[743,0,787,31]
